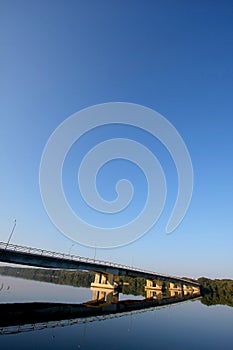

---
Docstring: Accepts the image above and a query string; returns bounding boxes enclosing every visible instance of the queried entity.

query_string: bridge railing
[0,241,132,271]
[0,242,200,286]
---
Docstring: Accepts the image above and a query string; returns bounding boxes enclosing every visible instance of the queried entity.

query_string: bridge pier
[170,289,183,297]
[169,283,200,296]
[169,282,183,296]
[182,284,193,295]
[91,272,119,290]
[145,279,163,290]
[145,279,163,298]
[169,282,183,290]
[192,286,201,294]
[145,289,162,299]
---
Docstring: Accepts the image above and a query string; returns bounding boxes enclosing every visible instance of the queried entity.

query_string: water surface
[0,275,232,350]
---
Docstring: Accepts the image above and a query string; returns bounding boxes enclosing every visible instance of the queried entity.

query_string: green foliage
[0,266,94,288]
[121,276,146,296]
[198,277,233,307]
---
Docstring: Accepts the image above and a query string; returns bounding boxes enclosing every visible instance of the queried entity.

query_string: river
[0,275,232,350]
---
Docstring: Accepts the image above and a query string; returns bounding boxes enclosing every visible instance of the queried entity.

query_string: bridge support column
[192,286,200,294]
[113,275,120,287]
[182,284,192,295]
[170,290,183,297]
[169,282,182,296]
[91,272,116,290]
[145,279,153,289]
[94,273,101,284]
[169,282,182,290]
[145,279,163,290]
[145,279,163,298]
[145,289,162,299]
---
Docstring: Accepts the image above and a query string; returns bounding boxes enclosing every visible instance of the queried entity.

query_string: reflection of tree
[0,267,232,307]
[198,277,233,307]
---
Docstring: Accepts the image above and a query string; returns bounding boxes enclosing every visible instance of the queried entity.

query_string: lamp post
[94,243,97,262]
[5,219,16,249]
[68,243,75,255]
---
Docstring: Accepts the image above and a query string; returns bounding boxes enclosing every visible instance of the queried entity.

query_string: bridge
[0,241,200,294]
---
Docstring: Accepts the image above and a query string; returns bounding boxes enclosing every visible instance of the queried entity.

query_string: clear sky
[1,0,232,279]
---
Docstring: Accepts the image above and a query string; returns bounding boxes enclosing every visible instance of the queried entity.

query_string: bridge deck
[0,242,200,287]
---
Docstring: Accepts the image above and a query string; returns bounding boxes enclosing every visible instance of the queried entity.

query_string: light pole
[5,219,16,249]
[68,243,75,255]
[94,243,97,262]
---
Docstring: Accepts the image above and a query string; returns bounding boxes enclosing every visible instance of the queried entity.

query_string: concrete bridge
[0,242,200,294]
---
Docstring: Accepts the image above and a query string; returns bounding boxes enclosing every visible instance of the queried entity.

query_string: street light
[94,243,97,262]
[5,219,17,249]
[68,243,75,255]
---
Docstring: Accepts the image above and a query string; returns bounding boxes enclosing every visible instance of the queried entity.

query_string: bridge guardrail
[0,241,130,270]
[0,241,134,271]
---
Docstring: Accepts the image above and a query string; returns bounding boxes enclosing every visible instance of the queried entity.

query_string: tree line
[197,277,233,307]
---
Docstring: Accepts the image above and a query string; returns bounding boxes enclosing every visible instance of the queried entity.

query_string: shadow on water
[0,290,201,334]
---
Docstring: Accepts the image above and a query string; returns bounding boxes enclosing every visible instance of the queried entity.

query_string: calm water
[0,275,232,350]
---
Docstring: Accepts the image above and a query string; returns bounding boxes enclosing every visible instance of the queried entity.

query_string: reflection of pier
[90,287,120,305]
[0,287,201,335]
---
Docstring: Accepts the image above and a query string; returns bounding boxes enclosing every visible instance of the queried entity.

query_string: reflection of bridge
[0,242,200,295]
[0,288,201,335]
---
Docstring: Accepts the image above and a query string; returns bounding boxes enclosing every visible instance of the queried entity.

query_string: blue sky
[0,0,232,278]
